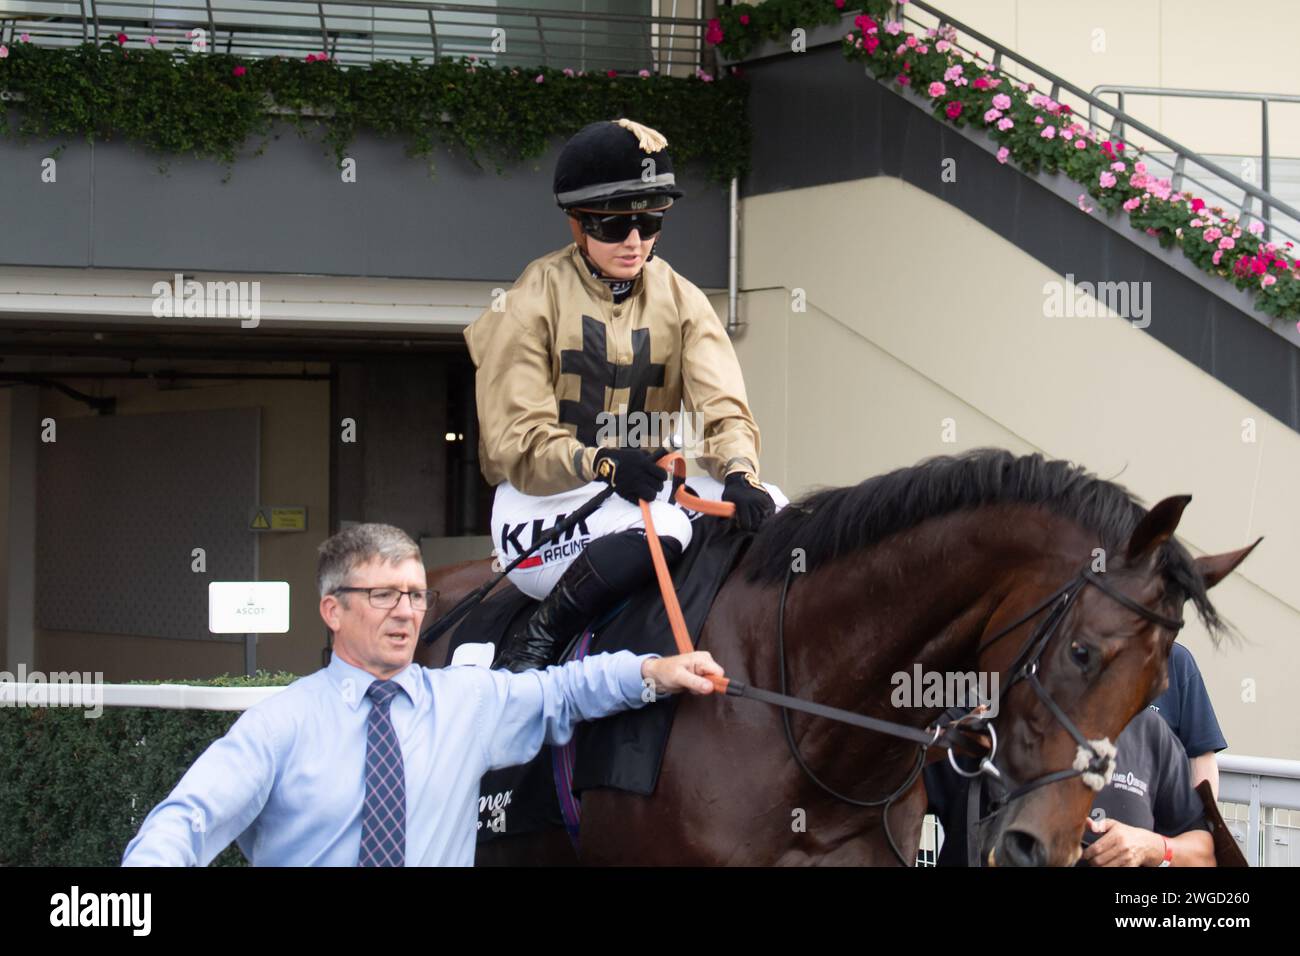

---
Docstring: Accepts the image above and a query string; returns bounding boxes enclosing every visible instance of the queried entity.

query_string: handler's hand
[641,651,723,696]
[1082,817,1162,867]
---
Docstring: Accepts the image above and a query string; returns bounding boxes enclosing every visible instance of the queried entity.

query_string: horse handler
[122,523,721,867]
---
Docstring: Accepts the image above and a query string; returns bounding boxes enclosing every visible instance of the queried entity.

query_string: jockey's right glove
[592,447,668,504]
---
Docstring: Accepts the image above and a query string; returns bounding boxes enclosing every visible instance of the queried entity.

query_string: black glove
[593,447,668,504]
[722,471,775,531]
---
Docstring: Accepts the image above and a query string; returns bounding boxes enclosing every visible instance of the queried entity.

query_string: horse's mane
[738,447,1225,642]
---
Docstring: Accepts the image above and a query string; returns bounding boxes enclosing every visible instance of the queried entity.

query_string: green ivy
[0,670,298,867]
[0,41,750,184]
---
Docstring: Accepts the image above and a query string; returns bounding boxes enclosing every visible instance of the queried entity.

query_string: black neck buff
[578,247,641,304]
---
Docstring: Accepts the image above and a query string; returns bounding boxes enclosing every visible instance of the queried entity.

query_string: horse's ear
[1124,495,1193,563]
[1195,537,1263,590]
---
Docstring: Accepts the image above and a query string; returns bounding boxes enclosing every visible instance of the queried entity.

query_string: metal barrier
[0,0,709,75]
[1218,754,1300,867]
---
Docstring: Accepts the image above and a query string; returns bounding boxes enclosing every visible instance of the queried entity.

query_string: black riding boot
[494,528,684,673]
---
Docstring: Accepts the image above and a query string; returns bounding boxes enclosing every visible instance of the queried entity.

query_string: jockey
[463,117,786,673]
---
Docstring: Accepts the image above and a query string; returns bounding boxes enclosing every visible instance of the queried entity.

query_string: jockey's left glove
[722,471,775,532]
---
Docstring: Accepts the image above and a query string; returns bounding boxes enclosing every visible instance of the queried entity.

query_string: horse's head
[977,495,1257,867]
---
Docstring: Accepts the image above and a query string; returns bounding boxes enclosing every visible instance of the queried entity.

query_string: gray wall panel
[1,118,730,286]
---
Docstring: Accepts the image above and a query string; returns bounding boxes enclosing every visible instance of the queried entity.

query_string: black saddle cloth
[442,511,751,842]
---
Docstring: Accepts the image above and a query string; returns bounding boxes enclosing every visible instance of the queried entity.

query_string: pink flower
[306,53,318,62]
[1123,196,1141,211]
[607,69,618,77]
[1190,219,1203,228]
[865,36,879,53]
[0,45,7,59]
[996,147,1010,164]
[563,67,574,76]
[1041,125,1057,139]
[1232,228,1241,238]
[1219,237,1236,250]
[906,35,918,49]
[1034,116,1044,125]
[937,40,951,53]
[637,69,649,78]
[145,35,158,45]
[886,21,902,36]
[917,44,929,54]
[1134,161,1147,174]
[972,76,990,90]
[1212,250,1224,265]
[695,68,713,82]
[1146,227,1159,236]
[1030,93,1048,108]
[1110,161,1126,172]
[232,65,246,77]
[997,117,1014,131]
[1190,198,1205,214]
[19,32,30,43]
[1203,227,1222,242]
[1262,274,1277,287]
[116,32,128,45]
[1078,194,1094,213]
[896,74,910,86]
[536,74,545,83]
[928,81,947,97]
[1099,171,1116,187]
[945,101,963,119]
[835,0,846,7]
[944,65,963,81]
[1248,221,1265,236]
[1074,139,1087,149]
[984,108,1002,122]
[705,18,723,46]
[739,13,750,25]
[992,93,1011,110]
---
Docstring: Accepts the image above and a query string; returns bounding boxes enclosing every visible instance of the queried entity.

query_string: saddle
[444,511,753,845]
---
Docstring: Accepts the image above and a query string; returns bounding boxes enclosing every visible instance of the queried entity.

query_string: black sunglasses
[574,209,665,243]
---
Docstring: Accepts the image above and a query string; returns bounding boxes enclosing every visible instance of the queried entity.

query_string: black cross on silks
[558,314,665,445]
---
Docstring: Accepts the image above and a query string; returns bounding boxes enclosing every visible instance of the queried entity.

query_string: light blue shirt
[121,650,657,866]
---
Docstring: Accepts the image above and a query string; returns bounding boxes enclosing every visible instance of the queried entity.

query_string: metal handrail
[896,1,1300,247]
[1091,85,1300,212]
[0,0,709,75]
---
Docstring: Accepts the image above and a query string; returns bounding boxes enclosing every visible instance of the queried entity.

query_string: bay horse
[416,448,1257,866]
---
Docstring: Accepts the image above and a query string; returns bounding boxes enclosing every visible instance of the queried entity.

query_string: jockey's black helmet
[553,118,684,213]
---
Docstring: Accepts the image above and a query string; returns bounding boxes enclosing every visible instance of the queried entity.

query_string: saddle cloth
[443,512,751,843]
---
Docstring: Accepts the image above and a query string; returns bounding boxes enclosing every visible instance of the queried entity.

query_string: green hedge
[0,671,299,867]
[0,40,750,185]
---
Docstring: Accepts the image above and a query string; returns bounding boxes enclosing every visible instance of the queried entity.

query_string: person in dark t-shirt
[925,707,1215,866]
[1148,642,1227,798]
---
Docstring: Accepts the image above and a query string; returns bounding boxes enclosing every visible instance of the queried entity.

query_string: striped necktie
[357,679,407,866]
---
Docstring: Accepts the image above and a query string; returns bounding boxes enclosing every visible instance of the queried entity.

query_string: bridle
[771,559,1184,866]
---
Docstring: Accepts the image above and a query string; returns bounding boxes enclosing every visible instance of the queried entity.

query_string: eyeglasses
[573,209,665,243]
[332,587,436,611]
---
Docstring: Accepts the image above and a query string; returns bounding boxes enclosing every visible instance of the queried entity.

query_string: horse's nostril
[996,829,1047,867]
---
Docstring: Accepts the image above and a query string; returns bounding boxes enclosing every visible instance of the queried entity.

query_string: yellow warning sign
[250,506,306,532]
[270,507,307,531]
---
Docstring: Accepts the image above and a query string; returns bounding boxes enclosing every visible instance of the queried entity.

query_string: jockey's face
[569,214,659,281]
[321,556,427,680]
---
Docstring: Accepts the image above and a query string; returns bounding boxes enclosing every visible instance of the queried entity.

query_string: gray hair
[317,523,422,599]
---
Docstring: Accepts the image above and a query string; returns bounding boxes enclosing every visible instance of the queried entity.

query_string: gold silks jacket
[463,242,762,496]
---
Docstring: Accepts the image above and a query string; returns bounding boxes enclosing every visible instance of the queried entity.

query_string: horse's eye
[1070,640,1092,668]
